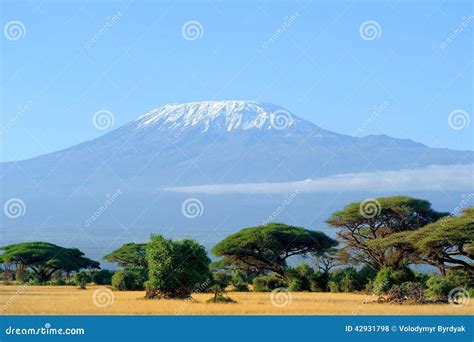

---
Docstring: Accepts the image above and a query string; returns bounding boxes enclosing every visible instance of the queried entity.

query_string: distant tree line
[1,196,472,304]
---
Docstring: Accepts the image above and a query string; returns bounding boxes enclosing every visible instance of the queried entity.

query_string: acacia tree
[212,223,337,279]
[0,242,99,282]
[371,207,474,276]
[103,243,147,268]
[313,248,339,273]
[145,235,211,299]
[326,196,448,271]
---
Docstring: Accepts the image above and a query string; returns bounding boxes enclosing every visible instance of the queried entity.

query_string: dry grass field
[1,285,472,315]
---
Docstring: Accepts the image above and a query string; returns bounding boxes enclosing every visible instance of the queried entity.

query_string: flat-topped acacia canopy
[212,223,337,278]
[0,241,100,282]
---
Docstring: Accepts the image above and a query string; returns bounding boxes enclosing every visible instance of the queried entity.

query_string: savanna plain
[1,285,472,315]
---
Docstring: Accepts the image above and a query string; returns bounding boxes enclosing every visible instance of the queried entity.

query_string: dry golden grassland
[1,285,472,315]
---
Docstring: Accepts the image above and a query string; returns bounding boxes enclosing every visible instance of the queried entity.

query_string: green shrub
[328,267,366,292]
[73,271,91,289]
[424,270,471,302]
[287,264,312,292]
[212,271,231,289]
[112,266,147,291]
[372,267,415,294]
[309,271,329,292]
[206,285,236,303]
[445,270,473,289]
[92,270,114,285]
[145,235,211,299]
[425,274,453,300]
[50,279,66,286]
[252,274,287,292]
[231,270,249,291]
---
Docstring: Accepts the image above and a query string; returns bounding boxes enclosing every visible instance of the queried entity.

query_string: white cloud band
[164,164,473,194]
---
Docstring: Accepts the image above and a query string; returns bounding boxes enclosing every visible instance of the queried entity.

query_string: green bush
[92,270,114,285]
[50,279,66,286]
[328,267,370,292]
[231,270,249,291]
[206,285,236,303]
[309,271,329,292]
[425,274,453,300]
[252,274,287,292]
[372,267,415,294]
[73,271,91,289]
[445,270,473,289]
[112,266,147,291]
[212,271,231,289]
[145,235,211,299]
[287,264,312,292]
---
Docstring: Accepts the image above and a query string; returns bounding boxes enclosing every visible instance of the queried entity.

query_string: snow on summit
[134,100,300,132]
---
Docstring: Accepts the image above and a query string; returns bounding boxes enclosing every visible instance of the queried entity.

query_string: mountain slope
[1,100,472,196]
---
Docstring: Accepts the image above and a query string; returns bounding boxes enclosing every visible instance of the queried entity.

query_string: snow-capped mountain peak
[134,100,303,132]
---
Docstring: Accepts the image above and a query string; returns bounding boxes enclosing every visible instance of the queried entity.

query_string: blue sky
[1,0,472,162]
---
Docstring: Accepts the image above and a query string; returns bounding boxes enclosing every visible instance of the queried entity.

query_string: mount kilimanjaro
[1,100,472,196]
